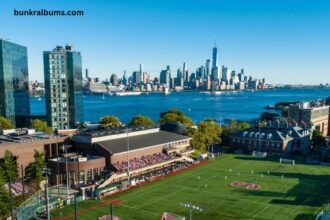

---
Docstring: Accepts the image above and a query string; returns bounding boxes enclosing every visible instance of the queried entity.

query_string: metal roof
[96,130,191,155]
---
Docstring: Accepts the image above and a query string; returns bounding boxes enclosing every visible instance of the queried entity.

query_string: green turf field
[52,154,330,220]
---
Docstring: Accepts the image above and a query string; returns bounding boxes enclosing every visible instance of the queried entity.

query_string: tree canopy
[260,112,280,121]
[312,130,326,151]
[25,150,45,188]
[129,115,155,126]
[0,186,10,219]
[100,116,122,129]
[0,150,19,182]
[31,119,53,134]
[221,120,250,146]
[188,119,222,152]
[159,109,194,127]
[0,116,13,130]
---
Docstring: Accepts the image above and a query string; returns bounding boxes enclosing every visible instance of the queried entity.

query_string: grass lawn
[52,154,330,220]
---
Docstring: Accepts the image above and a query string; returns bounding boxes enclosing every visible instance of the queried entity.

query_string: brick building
[288,101,329,136]
[230,126,311,155]
[0,129,68,177]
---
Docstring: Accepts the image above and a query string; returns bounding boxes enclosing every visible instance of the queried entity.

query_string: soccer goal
[279,158,295,165]
[252,151,267,158]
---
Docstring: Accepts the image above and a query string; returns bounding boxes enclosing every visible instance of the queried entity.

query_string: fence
[16,185,73,220]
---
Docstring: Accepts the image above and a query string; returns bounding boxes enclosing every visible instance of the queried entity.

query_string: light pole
[126,127,130,185]
[9,176,14,220]
[65,144,69,195]
[43,166,52,220]
[74,192,78,220]
[179,203,203,220]
[109,202,113,220]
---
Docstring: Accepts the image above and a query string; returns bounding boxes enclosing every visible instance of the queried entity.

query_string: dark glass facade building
[0,40,30,128]
[44,45,83,130]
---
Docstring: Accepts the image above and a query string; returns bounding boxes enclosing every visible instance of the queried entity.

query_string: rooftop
[79,125,159,138]
[0,129,65,145]
[231,126,310,142]
[96,130,191,155]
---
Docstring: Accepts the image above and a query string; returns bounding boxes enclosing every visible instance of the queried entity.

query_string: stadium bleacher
[113,153,172,172]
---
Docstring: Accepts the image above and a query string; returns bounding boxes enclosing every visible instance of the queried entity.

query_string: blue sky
[1,0,329,84]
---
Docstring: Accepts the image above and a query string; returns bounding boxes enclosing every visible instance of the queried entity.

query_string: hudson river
[30,88,330,124]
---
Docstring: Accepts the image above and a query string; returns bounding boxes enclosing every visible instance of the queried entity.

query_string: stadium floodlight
[179,202,203,220]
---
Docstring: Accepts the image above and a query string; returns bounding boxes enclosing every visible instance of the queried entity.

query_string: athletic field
[52,154,330,220]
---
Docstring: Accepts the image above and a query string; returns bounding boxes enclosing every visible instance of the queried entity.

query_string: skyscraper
[212,42,219,81]
[160,65,171,87]
[222,65,231,83]
[143,72,150,84]
[0,39,31,128]
[44,45,84,130]
[132,71,141,84]
[140,63,145,83]
[122,70,128,85]
[205,59,211,76]
[183,62,189,84]
[110,73,118,86]
[85,68,89,78]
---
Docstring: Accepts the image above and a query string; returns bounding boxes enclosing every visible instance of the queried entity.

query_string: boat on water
[213,91,222,95]
[114,91,142,96]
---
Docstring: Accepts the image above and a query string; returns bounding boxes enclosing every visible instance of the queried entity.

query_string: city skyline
[1,0,330,84]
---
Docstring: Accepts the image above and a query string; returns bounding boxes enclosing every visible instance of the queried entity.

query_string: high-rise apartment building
[0,39,31,128]
[44,45,84,130]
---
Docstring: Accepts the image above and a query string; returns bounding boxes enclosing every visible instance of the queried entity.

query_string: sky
[0,0,329,84]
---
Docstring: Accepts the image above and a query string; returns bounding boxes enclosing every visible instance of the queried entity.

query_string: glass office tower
[44,45,83,130]
[0,39,31,128]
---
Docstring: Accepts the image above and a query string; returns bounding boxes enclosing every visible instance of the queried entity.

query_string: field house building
[47,126,193,191]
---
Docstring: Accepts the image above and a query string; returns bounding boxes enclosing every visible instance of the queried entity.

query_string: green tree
[188,119,222,152]
[25,150,45,188]
[198,119,222,147]
[100,116,121,129]
[237,121,250,131]
[312,130,326,151]
[220,120,250,146]
[0,116,13,130]
[0,150,19,182]
[0,187,10,219]
[31,119,53,134]
[260,112,280,121]
[129,115,155,126]
[159,109,194,127]
[188,129,207,152]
